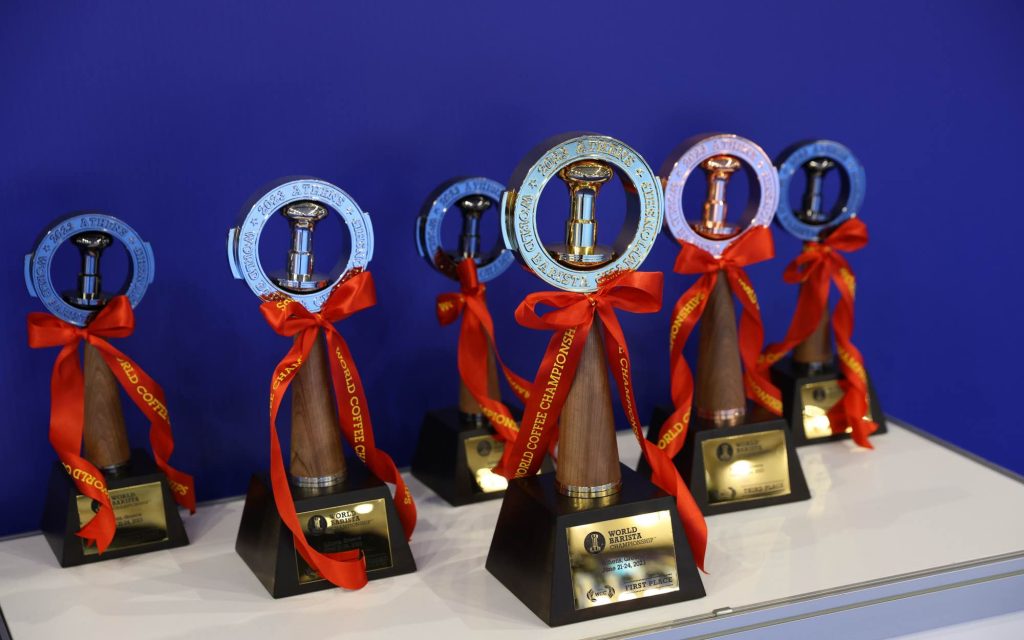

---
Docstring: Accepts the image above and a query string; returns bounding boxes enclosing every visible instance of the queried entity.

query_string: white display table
[1,419,1022,640]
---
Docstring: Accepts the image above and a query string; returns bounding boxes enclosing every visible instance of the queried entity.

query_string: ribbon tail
[458,302,520,444]
[48,341,117,553]
[494,320,592,480]
[660,277,712,458]
[323,329,418,540]
[91,341,197,512]
[598,306,707,571]
[267,328,370,589]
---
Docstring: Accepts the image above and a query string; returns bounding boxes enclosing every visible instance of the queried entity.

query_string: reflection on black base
[412,406,551,506]
[641,408,811,515]
[235,458,416,599]
[486,464,705,627]
[771,357,887,447]
[40,449,188,567]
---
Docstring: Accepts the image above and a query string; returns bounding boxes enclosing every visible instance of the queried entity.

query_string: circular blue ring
[414,176,513,283]
[24,212,155,326]
[775,140,865,242]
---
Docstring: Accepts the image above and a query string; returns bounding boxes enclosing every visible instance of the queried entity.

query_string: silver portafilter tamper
[457,195,490,260]
[276,201,330,293]
[65,231,113,308]
[800,158,837,224]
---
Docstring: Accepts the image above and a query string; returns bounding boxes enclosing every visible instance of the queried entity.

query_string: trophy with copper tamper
[486,133,705,627]
[644,134,810,514]
[761,140,884,446]
[26,213,193,566]
[411,177,547,504]
[228,178,415,598]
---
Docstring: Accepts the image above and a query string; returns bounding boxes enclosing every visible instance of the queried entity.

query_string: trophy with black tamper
[644,134,810,515]
[760,140,884,447]
[228,177,415,597]
[26,213,193,566]
[485,133,706,627]
[411,177,546,504]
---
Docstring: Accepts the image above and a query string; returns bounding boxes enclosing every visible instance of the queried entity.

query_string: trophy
[485,134,705,627]
[761,140,884,446]
[644,134,810,515]
[411,176,546,505]
[228,177,415,598]
[26,213,193,566]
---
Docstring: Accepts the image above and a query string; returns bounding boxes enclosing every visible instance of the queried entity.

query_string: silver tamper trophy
[228,177,415,597]
[768,139,885,445]
[410,177,540,505]
[643,134,810,515]
[26,213,189,566]
[485,133,705,626]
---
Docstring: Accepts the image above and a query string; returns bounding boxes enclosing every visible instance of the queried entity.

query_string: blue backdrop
[2,1,1022,537]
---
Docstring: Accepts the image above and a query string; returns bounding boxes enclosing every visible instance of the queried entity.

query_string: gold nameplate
[76,481,168,556]
[702,430,791,504]
[565,511,679,610]
[464,434,508,493]
[801,380,875,440]
[295,497,392,585]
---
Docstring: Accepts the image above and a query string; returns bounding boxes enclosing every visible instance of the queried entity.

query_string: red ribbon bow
[494,271,707,571]
[27,296,196,553]
[759,218,878,447]
[260,271,416,590]
[656,226,783,460]
[434,260,533,442]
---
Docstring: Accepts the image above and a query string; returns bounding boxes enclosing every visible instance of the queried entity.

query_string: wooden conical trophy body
[487,149,704,626]
[40,227,188,567]
[235,197,415,598]
[82,341,131,471]
[768,146,885,445]
[555,318,621,495]
[413,189,543,505]
[643,148,809,514]
[288,332,347,485]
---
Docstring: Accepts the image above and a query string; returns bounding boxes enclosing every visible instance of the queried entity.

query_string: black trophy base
[235,457,416,599]
[40,448,189,568]
[643,406,811,516]
[486,464,705,627]
[411,406,551,506]
[771,357,887,447]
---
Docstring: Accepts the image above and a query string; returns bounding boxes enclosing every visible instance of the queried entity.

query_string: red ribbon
[435,259,533,442]
[493,271,707,571]
[27,296,196,553]
[260,271,416,590]
[656,227,783,460]
[758,218,878,447]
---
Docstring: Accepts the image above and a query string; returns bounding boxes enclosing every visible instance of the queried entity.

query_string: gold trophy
[486,133,705,626]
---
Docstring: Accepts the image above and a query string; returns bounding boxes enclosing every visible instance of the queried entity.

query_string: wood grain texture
[556,318,621,491]
[289,332,347,480]
[695,274,746,423]
[82,341,131,470]
[458,341,500,416]
[793,285,833,366]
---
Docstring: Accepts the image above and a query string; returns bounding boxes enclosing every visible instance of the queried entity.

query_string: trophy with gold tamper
[644,134,810,514]
[486,133,705,626]
[26,213,194,566]
[411,177,546,505]
[760,140,884,447]
[228,177,415,597]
